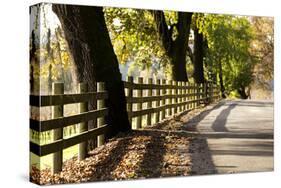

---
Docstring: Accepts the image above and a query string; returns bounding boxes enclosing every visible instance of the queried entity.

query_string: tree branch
[150,10,173,56]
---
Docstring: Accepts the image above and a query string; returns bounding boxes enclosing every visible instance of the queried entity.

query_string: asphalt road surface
[184,99,274,174]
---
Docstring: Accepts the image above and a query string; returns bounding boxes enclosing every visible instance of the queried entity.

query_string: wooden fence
[30,77,220,173]
[124,77,220,128]
[30,82,108,173]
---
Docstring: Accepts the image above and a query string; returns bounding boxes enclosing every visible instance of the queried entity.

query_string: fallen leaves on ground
[30,102,220,185]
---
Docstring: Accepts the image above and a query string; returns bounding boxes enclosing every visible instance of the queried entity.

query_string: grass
[30,144,79,170]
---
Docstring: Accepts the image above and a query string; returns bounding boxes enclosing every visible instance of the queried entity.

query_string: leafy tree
[105,8,170,79]
[105,8,192,81]
[197,15,255,98]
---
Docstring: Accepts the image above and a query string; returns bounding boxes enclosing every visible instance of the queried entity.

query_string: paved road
[184,100,274,174]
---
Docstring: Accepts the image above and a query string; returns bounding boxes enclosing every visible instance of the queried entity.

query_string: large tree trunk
[193,27,205,84]
[151,11,192,81]
[53,5,131,149]
[171,43,189,81]
[218,61,226,98]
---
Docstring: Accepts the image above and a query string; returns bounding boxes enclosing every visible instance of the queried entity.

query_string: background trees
[105,9,268,99]
[196,15,255,98]
[250,17,274,95]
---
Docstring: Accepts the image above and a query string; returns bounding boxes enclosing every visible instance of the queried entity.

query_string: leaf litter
[30,103,219,185]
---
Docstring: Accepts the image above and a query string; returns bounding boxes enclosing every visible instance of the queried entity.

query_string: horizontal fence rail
[30,92,107,107]
[30,77,220,173]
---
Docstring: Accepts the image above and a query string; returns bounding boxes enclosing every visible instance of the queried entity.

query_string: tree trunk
[151,11,192,81]
[218,61,226,98]
[193,27,205,83]
[238,86,248,99]
[30,30,36,94]
[53,5,131,147]
[171,44,188,81]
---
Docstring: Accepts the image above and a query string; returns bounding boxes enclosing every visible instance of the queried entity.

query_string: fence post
[182,82,185,111]
[210,81,214,103]
[201,83,204,104]
[193,83,197,109]
[203,82,207,104]
[187,82,191,110]
[192,83,195,109]
[198,83,200,105]
[177,82,181,112]
[127,76,133,126]
[155,79,160,123]
[206,81,210,103]
[173,81,178,114]
[186,82,188,110]
[147,78,153,126]
[136,77,143,129]
[78,83,88,160]
[168,80,173,116]
[52,82,63,173]
[161,79,166,120]
[198,83,201,107]
[97,82,105,147]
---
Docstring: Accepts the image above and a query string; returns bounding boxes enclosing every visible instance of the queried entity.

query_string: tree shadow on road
[211,103,237,132]
[183,101,225,131]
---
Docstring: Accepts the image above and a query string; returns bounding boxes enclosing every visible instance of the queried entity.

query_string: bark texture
[193,27,205,84]
[53,5,131,145]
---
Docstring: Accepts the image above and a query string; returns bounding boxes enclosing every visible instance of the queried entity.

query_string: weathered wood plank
[126,76,133,124]
[78,83,88,161]
[146,78,153,126]
[123,81,198,90]
[136,77,143,129]
[30,125,109,156]
[155,79,160,123]
[30,108,108,132]
[52,82,63,173]
[97,82,106,147]
[30,92,107,107]
[128,99,206,118]
[125,93,196,103]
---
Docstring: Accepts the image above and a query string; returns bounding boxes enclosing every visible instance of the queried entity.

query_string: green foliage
[105,8,167,67]
[197,14,256,95]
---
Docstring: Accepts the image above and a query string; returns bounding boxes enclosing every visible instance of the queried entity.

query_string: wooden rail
[30,82,108,173]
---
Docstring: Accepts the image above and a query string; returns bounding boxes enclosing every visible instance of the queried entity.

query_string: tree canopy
[30,4,274,99]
